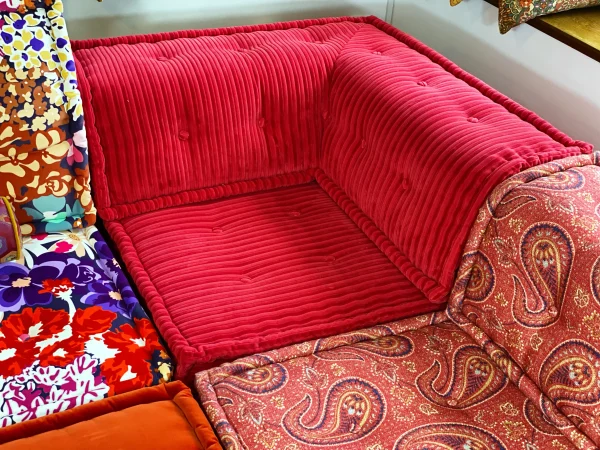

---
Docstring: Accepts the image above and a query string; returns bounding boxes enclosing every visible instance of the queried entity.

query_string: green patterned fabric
[450,0,600,34]
[499,0,600,33]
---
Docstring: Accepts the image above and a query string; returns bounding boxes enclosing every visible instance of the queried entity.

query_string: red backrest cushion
[321,22,590,301]
[74,19,363,216]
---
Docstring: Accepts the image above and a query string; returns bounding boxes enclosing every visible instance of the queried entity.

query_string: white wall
[64,0,599,147]
[391,0,600,147]
[63,0,390,40]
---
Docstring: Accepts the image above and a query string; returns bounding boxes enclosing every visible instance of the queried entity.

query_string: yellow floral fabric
[0,0,95,235]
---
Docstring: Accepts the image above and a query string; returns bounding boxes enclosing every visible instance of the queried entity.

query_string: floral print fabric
[0,0,96,235]
[196,311,578,450]
[498,0,600,33]
[0,226,172,427]
[450,0,600,34]
[448,153,600,448]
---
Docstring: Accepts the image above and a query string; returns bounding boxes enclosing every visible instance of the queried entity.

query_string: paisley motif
[416,345,507,409]
[215,420,242,450]
[538,395,573,430]
[523,399,562,436]
[282,378,385,446]
[354,335,414,358]
[217,356,288,395]
[313,326,395,358]
[455,251,495,302]
[316,335,413,362]
[527,169,584,191]
[394,423,506,450]
[491,194,537,220]
[590,256,600,305]
[540,340,600,406]
[517,223,573,327]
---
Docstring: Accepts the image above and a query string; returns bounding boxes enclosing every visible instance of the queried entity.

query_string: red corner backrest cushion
[321,22,590,301]
[73,19,363,217]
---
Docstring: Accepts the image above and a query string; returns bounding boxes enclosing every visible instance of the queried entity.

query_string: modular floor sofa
[3,9,600,450]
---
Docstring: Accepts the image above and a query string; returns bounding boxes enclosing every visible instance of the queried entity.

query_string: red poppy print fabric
[196,312,579,450]
[448,153,600,448]
[0,226,172,427]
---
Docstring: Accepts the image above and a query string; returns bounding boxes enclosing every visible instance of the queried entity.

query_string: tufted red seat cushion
[107,182,441,380]
[73,16,590,380]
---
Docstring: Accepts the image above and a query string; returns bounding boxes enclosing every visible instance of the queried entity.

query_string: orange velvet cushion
[0,381,221,450]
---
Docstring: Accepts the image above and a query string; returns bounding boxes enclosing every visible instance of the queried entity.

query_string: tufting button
[467,117,479,123]
[288,211,301,217]
[447,399,458,407]
[373,51,382,55]
[212,226,223,234]
[324,255,336,264]
[158,56,168,62]
[417,81,427,87]
[178,130,189,141]
[258,117,265,127]
[401,178,410,190]
[548,306,558,316]
[240,276,252,284]
[361,139,367,149]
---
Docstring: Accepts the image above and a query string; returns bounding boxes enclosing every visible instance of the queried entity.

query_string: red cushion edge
[314,169,446,301]
[71,16,371,50]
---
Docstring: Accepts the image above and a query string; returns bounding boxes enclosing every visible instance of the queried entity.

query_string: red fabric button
[179,131,189,140]
[417,81,427,87]
[468,117,479,123]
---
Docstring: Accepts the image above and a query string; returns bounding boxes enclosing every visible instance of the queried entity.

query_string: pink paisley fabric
[448,152,600,449]
[196,311,577,450]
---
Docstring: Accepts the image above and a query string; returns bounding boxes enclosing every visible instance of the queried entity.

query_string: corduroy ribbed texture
[111,183,439,380]
[321,21,590,301]
[73,17,591,379]
[74,20,363,215]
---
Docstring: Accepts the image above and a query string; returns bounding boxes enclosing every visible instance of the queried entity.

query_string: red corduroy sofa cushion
[108,181,440,379]
[72,16,591,380]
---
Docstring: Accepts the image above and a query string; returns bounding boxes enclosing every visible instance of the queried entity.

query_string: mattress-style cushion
[0,381,221,450]
[196,312,583,450]
[74,16,591,306]
[107,181,442,380]
[321,21,591,302]
[73,19,362,217]
[448,153,600,447]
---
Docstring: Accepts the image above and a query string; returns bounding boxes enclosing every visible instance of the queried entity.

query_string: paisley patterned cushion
[498,0,600,33]
[196,312,581,450]
[0,197,21,263]
[0,226,172,428]
[448,152,600,448]
[0,0,96,235]
[450,0,600,34]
